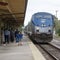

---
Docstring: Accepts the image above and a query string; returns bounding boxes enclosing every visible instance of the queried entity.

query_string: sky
[24,0,60,26]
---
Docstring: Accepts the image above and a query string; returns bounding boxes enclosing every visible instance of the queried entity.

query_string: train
[24,12,55,43]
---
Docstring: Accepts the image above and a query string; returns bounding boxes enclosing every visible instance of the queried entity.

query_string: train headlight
[35,27,40,32]
[48,30,51,32]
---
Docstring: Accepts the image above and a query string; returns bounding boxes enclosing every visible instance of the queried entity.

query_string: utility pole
[56,10,58,18]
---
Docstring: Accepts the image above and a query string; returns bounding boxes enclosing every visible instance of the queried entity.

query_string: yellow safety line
[29,41,46,60]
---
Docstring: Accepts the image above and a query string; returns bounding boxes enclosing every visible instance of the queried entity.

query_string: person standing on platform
[15,29,19,38]
[15,29,19,44]
[10,28,14,42]
[15,31,23,46]
[4,28,10,44]
[18,32,23,45]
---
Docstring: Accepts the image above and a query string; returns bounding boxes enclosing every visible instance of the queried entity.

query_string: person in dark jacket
[10,29,14,42]
[15,31,23,46]
[15,29,19,38]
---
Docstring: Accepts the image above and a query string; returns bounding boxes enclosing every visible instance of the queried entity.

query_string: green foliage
[57,29,60,36]
[18,25,23,32]
[54,18,60,36]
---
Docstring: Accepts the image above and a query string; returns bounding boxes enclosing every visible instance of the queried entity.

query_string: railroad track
[39,43,60,60]
[31,39,60,60]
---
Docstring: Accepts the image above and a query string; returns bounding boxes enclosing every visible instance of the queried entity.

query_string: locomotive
[25,12,55,43]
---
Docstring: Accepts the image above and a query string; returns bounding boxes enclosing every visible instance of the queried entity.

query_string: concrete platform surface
[0,35,46,60]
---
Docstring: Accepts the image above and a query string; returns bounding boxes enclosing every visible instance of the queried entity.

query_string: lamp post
[56,10,58,18]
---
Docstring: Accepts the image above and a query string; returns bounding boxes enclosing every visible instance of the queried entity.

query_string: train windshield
[32,14,53,27]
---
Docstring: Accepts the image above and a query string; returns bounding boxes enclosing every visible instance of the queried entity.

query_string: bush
[57,29,60,36]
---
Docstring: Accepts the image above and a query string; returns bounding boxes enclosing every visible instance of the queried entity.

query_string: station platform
[0,35,46,60]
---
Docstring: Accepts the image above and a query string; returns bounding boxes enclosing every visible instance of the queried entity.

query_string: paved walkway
[0,35,46,60]
[0,36,34,60]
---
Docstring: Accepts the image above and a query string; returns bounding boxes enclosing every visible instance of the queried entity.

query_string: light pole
[56,10,58,18]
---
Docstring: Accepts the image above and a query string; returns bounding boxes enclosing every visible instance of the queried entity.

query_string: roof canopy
[0,0,28,26]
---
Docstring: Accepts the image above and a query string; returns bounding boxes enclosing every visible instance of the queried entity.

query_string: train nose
[40,33,47,38]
